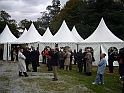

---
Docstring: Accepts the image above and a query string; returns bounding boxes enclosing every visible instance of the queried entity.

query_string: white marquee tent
[0,25,17,44]
[42,27,53,41]
[12,23,43,44]
[0,25,17,60]
[19,28,27,38]
[42,21,81,50]
[78,18,124,66]
[71,26,84,42]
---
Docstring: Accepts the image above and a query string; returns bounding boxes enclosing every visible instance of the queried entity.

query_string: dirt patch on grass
[0,61,92,93]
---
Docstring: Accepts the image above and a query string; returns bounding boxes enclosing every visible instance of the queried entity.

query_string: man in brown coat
[64,49,71,71]
[85,49,92,76]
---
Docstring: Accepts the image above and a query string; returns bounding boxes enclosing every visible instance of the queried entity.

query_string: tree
[36,0,61,35]
[51,0,124,39]
[18,19,32,30]
[0,10,18,37]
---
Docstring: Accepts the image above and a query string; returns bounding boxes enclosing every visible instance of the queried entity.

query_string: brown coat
[85,52,92,73]
[13,51,17,59]
[64,52,71,66]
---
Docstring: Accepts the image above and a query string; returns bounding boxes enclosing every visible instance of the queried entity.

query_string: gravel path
[0,61,91,93]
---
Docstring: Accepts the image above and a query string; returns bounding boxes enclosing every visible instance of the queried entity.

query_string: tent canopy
[71,26,84,41]
[84,18,123,43]
[47,21,79,43]
[42,27,53,41]
[19,28,27,38]
[12,23,43,44]
[0,25,17,44]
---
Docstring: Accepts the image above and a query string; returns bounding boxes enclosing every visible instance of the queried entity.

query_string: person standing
[18,47,28,77]
[73,49,77,65]
[30,47,37,72]
[41,48,46,64]
[0,48,3,60]
[69,49,73,70]
[64,49,71,71]
[82,47,87,74]
[45,48,52,71]
[92,53,106,85]
[23,47,30,71]
[59,48,65,69]
[49,48,59,81]
[85,49,92,76]
[36,47,40,67]
[13,50,17,62]
[108,50,115,73]
[77,49,83,72]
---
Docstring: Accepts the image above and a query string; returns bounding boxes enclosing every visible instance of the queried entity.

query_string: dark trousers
[74,58,77,65]
[60,60,64,69]
[36,57,40,66]
[32,62,37,72]
[86,72,92,76]
[47,58,52,71]
[109,61,113,73]
[25,60,30,71]
[78,61,83,72]
[42,56,46,64]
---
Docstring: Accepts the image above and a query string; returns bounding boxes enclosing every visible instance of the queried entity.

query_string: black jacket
[49,51,59,66]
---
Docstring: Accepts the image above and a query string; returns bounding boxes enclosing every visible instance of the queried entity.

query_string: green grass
[58,65,122,93]
[38,65,122,93]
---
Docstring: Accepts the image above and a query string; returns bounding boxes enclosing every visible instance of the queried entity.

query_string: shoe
[52,78,55,80]
[99,82,104,84]
[52,79,58,81]
[19,72,23,76]
[23,72,29,77]
[92,82,98,85]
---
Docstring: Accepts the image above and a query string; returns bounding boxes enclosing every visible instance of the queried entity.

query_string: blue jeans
[94,74,104,84]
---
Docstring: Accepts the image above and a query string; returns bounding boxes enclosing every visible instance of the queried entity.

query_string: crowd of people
[10,45,124,92]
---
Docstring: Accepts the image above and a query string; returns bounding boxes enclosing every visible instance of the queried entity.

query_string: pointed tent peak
[0,24,17,43]
[28,23,37,32]
[19,28,27,38]
[43,27,53,41]
[84,17,123,42]
[71,26,84,41]
[49,20,80,43]
[43,27,53,37]
[12,22,43,43]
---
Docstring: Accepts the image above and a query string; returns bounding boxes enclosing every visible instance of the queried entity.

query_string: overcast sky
[0,0,69,23]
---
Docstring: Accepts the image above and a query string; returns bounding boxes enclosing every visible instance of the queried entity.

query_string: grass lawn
[37,63,122,93]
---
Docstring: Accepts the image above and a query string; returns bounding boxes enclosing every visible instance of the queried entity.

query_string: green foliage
[0,10,19,38]
[51,0,124,40]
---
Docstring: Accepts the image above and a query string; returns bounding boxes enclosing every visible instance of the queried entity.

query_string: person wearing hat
[92,53,106,85]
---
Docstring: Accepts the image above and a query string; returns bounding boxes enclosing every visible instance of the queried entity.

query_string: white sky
[0,0,69,23]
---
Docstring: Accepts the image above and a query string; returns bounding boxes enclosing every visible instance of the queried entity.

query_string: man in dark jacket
[83,47,87,74]
[69,49,73,70]
[108,50,115,73]
[59,48,65,69]
[73,49,77,65]
[36,47,40,67]
[23,47,30,71]
[49,48,59,81]
[77,49,84,72]
[30,47,37,72]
